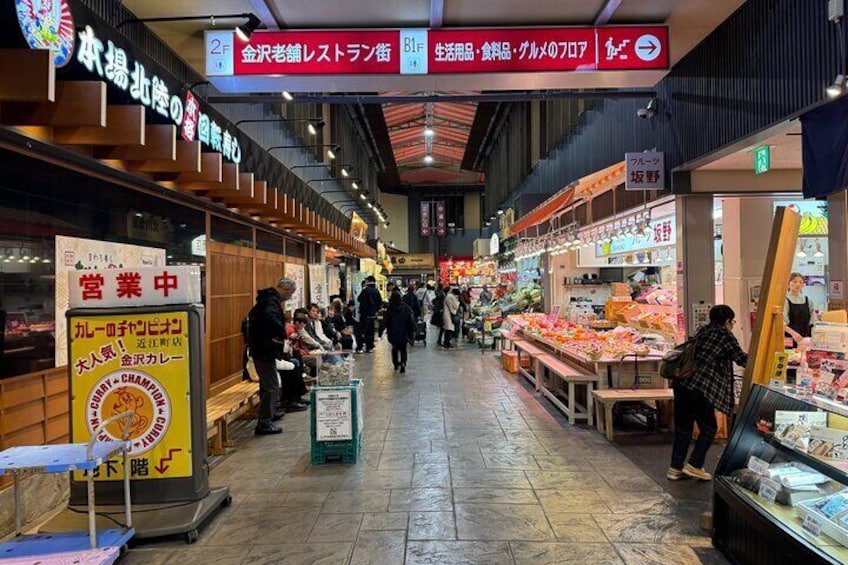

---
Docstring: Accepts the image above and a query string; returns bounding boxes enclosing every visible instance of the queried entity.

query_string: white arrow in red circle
[635,34,662,62]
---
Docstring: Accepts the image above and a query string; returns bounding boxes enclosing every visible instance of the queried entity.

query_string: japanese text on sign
[209,26,669,76]
[420,201,431,237]
[68,266,201,309]
[70,312,192,481]
[435,201,447,237]
[76,26,240,164]
[625,151,665,190]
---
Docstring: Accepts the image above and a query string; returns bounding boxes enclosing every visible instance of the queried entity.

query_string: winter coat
[403,291,421,319]
[443,293,460,332]
[385,304,416,346]
[357,284,383,318]
[246,287,286,361]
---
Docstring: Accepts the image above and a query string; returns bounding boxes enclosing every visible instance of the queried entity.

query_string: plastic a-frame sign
[69,311,192,481]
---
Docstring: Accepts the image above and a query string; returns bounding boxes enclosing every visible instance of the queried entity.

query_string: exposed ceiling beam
[430,0,445,29]
[594,0,622,25]
[252,0,282,29]
[209,90,655,105]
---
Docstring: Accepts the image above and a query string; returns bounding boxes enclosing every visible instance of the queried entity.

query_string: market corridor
[122,337,725,564]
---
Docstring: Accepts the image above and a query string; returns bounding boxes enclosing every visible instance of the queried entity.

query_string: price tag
[802,514,823,538]
[747,455,770,476]
[758,478,780,504]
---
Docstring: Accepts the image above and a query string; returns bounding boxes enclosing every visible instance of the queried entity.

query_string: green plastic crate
[310,379,363,465]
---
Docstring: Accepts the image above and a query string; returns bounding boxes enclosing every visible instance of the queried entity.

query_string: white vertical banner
[309,264,329,306]
[285,263,306,310]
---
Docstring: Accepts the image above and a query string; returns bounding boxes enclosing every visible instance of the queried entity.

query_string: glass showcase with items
[714,321,848,564]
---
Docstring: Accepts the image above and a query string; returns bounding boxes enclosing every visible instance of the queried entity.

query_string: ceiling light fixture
[423,154,434,165]
[423,127,435,137]
[307,122,318,136]
[282,91,294,102]
[497,208,504,216]
[351,182,359,190]
[828,74,847,99]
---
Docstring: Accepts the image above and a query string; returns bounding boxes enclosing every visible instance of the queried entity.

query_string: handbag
[245,351,260,383]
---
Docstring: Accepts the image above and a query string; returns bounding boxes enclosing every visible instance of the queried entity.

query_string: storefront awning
[509,161,625,236]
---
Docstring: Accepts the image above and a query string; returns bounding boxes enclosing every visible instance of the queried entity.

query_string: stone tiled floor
[122,333,729,564]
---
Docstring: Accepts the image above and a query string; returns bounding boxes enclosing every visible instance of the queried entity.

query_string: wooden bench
[206,380,261,455]
[512,339,547,391]
[536,354,599,425]
[592,388,674,442]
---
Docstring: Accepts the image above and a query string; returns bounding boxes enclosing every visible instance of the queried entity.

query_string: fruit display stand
[0,412,134,564]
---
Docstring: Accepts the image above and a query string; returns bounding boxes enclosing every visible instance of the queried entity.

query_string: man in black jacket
[247,277,295,435]
[357,276,383,353]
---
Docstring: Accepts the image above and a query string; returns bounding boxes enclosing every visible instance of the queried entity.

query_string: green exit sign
[754,145,770,175]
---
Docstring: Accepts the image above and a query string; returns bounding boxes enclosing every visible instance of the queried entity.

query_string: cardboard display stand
[48,267,230,543]
[741,206,800,408]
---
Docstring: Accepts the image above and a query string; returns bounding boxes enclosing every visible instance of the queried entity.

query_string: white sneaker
[275,359,295,371]
[683,464,713,481]
[667,467,685,481]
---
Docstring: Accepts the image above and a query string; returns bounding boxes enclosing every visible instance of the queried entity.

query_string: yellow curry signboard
[69,311,192,481]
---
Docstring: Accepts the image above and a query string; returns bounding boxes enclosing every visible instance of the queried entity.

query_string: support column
[676,194,716,337]
[828,191,848,308]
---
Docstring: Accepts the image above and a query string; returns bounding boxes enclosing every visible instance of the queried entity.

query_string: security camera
[637,98,658,120]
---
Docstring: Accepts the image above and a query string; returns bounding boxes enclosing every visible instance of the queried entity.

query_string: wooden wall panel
[209,296,253,341]
[256,258,285,291]
[209,253,253,297]
[209,334,245,385]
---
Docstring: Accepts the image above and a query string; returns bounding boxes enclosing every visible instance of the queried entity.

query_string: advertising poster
[69,311,192,481]
[308,264,329,306]
[285,263,306,310]
[55,236,166,367]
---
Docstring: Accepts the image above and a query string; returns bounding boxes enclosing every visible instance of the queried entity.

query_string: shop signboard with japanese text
[69,311,192,481]
[206,25,669,77]
[596,217,675,257]
[625,151,665,190]
[55,236,166,367]
[435,201,447,237]
[285,263,306,310]
[420,201,431,237]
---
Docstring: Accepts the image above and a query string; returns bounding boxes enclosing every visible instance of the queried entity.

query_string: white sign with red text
[69,266,202,309]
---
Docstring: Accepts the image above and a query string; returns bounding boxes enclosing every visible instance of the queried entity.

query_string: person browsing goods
[668,305,747,481]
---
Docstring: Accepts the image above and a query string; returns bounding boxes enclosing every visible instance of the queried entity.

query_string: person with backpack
[667,305,747,481]
[385,291,416,373]
[246,277,296,435]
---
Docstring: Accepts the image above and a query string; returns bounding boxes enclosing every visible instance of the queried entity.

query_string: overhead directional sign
[206,26,669,77]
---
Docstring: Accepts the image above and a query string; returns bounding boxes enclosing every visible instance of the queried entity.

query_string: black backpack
[660,337,697,383]
[430,294,445,326]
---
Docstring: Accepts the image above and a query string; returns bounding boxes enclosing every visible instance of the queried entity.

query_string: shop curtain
[801,96,848,198]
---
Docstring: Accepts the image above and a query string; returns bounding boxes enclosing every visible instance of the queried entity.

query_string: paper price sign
[747,455,770,476]
[802,514,823,538]
[758,478,780,504]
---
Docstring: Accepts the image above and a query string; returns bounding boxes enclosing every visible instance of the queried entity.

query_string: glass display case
[714,384,848,564]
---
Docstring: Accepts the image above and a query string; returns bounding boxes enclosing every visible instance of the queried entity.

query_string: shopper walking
[431,285,446,346]
[668,305,747,481]
[357,275,383,353]
[784,272,816,345]
[246,277,296,435]
[403,284,422,320]
[385,291,416,373]
[442,287,461,349]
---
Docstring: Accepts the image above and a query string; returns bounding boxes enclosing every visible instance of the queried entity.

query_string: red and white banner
[420,201,431,237]
[207,25,669,77]
[435,201,446,237]
[69,266,202,309]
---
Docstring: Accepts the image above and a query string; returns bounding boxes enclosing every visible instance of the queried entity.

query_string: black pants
[443,329,454,347]
[391,343,408,368]
[279,358,306,404]
[339,335,354,350]
[437,327,444,346]
[670,385,718,469]
[253,357,279,427]
[363,316,376,351]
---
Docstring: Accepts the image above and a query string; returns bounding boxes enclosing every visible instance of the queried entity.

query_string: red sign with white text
[233,30,400,75]
[213,26,668,76]
[436,201,446,237]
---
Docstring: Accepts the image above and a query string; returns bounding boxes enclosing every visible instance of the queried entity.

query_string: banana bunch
[799,213,827,236]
